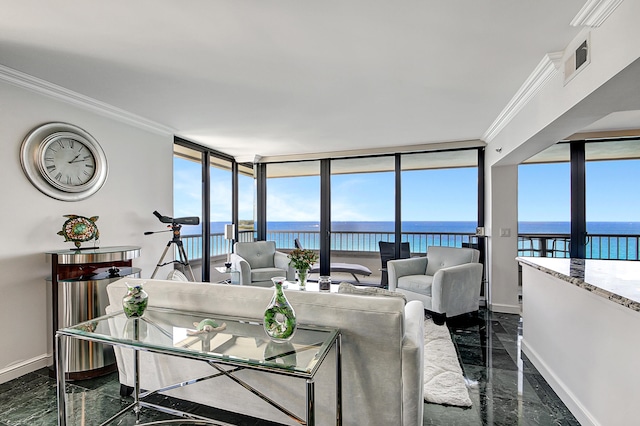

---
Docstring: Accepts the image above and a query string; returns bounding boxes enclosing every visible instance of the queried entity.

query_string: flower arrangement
[287,248,319,271]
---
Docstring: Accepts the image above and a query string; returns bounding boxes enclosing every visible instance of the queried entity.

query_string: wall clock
[20,122,108,201]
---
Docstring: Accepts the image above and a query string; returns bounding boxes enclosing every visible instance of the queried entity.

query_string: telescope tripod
[151,224,196,281]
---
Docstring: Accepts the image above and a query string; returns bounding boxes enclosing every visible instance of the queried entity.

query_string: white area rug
[423,319,473,407]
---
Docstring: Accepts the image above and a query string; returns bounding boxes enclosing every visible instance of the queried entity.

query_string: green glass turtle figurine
[57,215,100,249]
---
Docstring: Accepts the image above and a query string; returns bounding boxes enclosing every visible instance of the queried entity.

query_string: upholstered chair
[387,246,483,322]
[230,241,295,287]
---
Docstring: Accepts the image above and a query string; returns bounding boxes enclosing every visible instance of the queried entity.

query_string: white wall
[521,264,640,426]
[484,0,640,312]
[0,80,174,383]
[486,165,519,313]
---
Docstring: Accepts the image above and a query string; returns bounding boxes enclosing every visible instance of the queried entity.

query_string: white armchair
[388,246,483,322]
[230,241,295,287]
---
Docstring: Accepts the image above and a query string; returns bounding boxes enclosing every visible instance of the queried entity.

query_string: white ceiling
[0,0,592,162]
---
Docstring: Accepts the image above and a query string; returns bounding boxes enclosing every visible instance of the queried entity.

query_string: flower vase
[263,277,297,341]
[122,282,149,318]
[296,269,309,290]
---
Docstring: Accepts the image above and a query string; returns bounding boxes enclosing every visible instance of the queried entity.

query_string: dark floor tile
[456,342,519,371]
[423,401,481,425]
[524,373,580,425]
[476,394,577,426]
[450,326,490,348]
[1,310,579,426]
[489,321,508,334]
[463,365,543,406]
[68,371,119,392]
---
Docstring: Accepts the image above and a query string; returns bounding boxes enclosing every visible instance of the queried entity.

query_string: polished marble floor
[0,308,579,425]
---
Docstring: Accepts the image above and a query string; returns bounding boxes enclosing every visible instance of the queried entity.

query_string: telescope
[147,211,198,281]
[152,210,200,226]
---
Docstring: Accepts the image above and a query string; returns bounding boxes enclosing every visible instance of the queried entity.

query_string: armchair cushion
[397,275,433,294]
[251,267,287,283]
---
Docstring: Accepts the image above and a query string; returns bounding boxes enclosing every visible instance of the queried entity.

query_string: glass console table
[56,307,341,425]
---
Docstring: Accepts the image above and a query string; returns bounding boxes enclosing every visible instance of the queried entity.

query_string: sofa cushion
[398,275,433,295]
[338,282,407,302]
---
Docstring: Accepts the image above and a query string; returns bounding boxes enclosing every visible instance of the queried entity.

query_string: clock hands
[69,155,91,164]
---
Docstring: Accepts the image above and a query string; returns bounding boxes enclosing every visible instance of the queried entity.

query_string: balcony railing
[179,230,640,262]
[518,233,640,260]
[179,230,479,260]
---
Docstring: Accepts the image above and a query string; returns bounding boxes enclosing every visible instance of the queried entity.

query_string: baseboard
[488,302,521,314]
[0,354,51,384]
[521,340,599,426]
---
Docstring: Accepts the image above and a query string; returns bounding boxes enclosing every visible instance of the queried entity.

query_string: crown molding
[255,139,485,164]
[571,0,624,27]
[0,64,174,135]
[482,53,561,143]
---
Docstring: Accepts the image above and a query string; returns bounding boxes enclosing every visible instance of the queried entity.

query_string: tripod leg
[177,243,196,281]
[151,243,172,279]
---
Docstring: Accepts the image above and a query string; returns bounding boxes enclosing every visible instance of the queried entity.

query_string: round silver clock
[20,122,108,201]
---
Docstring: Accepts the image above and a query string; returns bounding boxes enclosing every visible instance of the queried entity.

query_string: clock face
[20,123,108,201]
[40,134,97,190]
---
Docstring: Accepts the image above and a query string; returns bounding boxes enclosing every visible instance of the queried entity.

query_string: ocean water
[179,221,640,260]
[186,220,640,235]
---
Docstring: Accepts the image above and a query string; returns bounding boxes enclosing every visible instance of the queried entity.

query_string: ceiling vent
[564,35,590,85]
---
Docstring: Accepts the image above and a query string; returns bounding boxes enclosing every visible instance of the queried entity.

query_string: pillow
[338,282,407,303]
[166,269,189,281]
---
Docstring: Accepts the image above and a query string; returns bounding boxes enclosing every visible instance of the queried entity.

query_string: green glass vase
[122,282,149,318]
[263,277,297,341]
[296,268,309,290]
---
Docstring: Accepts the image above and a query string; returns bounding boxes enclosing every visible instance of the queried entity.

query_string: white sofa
[106,278,424,426]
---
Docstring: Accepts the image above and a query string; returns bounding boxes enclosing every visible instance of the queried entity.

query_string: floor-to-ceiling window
[209,156,233,264]
[238,163,256,241]
[518,144,571,257]
[401,150,479,254]
[173,138,253,281]
[330,156,396,260]
[585,139,640,259]
[518,138,640,260]
[265,161,321,250]
[173,144,204,277]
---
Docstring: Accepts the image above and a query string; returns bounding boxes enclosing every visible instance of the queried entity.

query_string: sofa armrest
[274,251,295,281]
[402,300,425,426]
[431,263,483,315]
[387,257,428,291]
[230,253,251,285]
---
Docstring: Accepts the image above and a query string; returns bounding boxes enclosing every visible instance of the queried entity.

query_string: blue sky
[519,159,640,222]
[175,157,640,224]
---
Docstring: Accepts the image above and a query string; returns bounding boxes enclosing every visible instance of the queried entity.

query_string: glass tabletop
[58,307,338,377]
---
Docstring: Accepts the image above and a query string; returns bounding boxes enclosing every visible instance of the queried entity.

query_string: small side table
[214,266,240,284]
[46,245,141,379]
